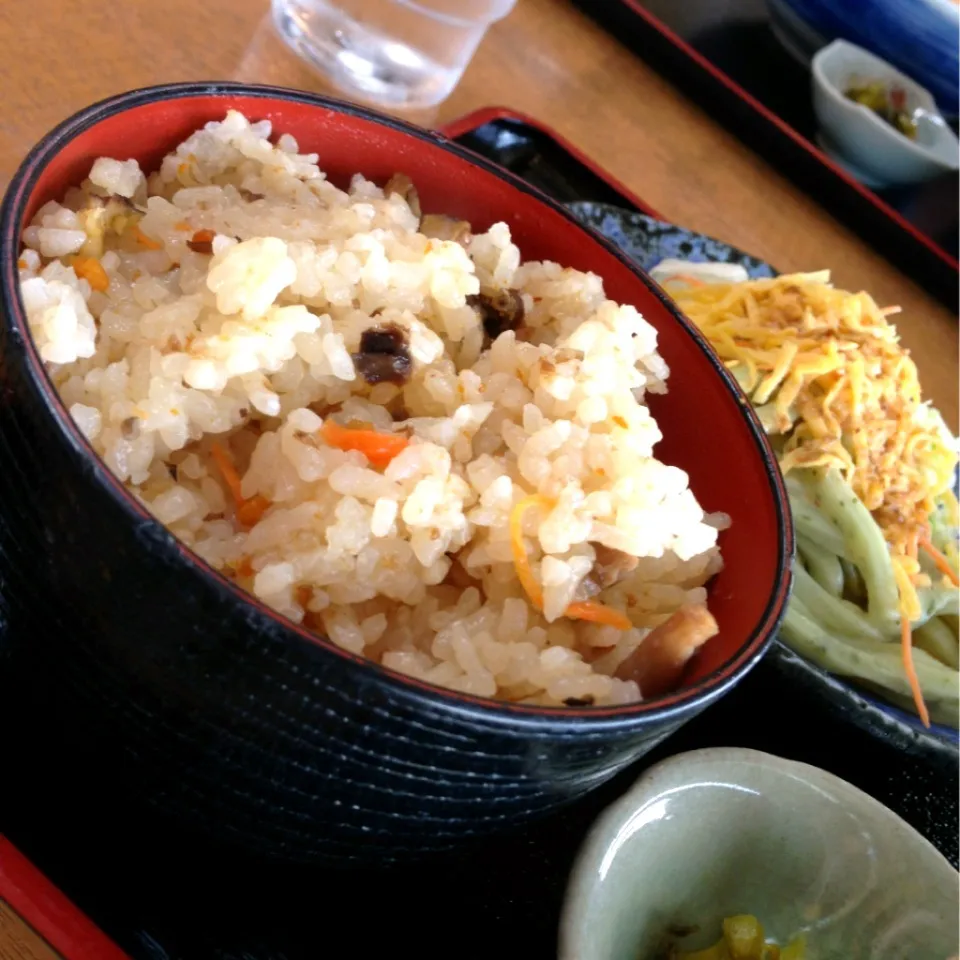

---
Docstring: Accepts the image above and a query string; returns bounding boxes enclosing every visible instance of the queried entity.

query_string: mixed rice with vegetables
[18,111,726,706]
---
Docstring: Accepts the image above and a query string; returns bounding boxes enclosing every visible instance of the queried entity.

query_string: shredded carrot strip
[565,601,632,630]
[663,274,706,288]
[69,256,109,292]
[901,606,930,729]
[237,494,271,528]
[509,496,632,630]
[320,420,409,468]
[510,496,550,608]
[133,226,163,250]
[210,442,272,529]
[900,529,928,725]
[210,443,244,507]
[296,584,312,608]
[919,535,960,586]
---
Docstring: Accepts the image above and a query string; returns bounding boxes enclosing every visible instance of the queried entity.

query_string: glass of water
[272,0,519,110]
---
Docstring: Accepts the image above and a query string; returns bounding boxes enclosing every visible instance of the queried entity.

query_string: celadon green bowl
[559,748,959,960]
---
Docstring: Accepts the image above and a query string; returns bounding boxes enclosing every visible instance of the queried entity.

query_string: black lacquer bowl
[0,84,792,864]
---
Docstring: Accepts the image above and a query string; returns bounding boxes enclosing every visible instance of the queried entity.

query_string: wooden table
[0,0,956,429]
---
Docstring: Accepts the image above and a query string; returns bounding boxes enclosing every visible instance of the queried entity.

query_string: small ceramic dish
[811,40,960,187]
[559,748,960,960]
[767,0,960,118]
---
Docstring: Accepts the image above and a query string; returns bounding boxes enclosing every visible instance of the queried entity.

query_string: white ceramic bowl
[560,748,959,960]
[811,39,959,187]
[768,0,960,117]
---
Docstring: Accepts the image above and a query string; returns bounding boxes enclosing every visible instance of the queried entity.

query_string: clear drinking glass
[272,0,519,109]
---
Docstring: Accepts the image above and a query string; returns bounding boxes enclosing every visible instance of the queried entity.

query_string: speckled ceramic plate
[568,200,959,768]
[568,202,778,278]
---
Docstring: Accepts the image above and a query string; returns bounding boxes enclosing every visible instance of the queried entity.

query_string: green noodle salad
[657,264,959,729]
[782,470,958,727]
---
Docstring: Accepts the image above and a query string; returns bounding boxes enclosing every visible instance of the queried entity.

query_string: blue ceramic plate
[568,203,777,280]
[569,200,959,764]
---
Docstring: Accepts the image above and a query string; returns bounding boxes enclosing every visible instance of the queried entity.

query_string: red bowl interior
[10,87,790,711]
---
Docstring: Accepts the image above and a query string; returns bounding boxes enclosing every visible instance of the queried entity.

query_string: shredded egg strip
[509,496,632,631]
[670,273,957,604]
[670,273,958,722]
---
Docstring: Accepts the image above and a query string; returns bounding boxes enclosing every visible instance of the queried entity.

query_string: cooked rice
[18,111,725,706]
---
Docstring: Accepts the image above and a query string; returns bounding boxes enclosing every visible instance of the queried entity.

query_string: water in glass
[272,0,518,109]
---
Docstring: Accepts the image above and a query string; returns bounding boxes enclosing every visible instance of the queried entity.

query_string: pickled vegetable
[667,914,806,959]
[845,81,918,139]
[723,915,766,958]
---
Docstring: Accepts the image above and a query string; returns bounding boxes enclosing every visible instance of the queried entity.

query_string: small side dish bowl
[560,748,960,960]
[0,84,791,864]
[812,39,960,187]
[769,0,960,117]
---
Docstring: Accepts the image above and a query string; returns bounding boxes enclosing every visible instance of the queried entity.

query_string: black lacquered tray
[0,110,955,960]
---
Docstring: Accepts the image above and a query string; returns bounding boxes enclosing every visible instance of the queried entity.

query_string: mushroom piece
[591,544,640,589]
[468,288,525,341]
[352,323,413,385]
[614,603,718,698]
[420,213,472,246]
[384,173,421,221]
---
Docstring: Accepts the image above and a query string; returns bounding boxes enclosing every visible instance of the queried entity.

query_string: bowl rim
[812,39,960,169]
[0,81,793,729]
[558,745,959,959]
